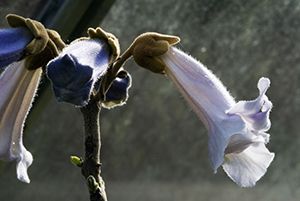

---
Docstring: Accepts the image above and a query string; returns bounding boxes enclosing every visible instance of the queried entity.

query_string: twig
[80,97,107,201]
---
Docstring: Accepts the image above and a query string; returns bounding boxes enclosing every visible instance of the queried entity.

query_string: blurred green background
[1,0,300,200]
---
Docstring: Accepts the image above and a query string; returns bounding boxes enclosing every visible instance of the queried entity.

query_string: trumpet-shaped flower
[160,47,274,187]
[0,27,42,183]
[0,61,42,183]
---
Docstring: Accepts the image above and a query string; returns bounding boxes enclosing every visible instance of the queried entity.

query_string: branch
[80,98,107,201]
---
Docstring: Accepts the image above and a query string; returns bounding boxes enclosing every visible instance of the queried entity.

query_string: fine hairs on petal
[162,47,236,111]
[0,60,42,183]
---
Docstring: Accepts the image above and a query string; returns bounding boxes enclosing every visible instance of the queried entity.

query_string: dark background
[1,0,299,200]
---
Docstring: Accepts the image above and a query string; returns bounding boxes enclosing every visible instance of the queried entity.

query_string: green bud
[70,155,83,167]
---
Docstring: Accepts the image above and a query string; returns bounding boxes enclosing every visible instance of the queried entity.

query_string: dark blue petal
[47,54,94,106]
[46,39,111,106]
[0,27,33,68]
[104,71,132,105]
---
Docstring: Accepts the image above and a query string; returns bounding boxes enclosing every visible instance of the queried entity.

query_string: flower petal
[102,70,132,109]
[47,38,111,106]
[162,47,236,116]
[0,28,33,68]
[222,143,274,187]
[0,60,42,183]
[47,54,94,106]
[16,146,33,183]
[227,77,272,131]
[208,114,246,171]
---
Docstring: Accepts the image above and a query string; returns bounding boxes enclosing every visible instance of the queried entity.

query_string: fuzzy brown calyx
[6,14,49,55]
[96,32,180,100]
[6,14,66,70]
[87,27,120,64]
[130,32,180,74]
[25,29,66,70]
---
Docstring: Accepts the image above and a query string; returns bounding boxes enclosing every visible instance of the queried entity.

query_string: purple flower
[161,47,274,187]
[47,38,111,106]
[0,27,39,183]
[0,61,42,183]
[47,38,132,107]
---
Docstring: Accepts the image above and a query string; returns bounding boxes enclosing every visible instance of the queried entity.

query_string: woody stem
[80,97,107,201]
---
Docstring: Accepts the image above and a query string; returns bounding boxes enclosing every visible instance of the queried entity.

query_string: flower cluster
[0,15,274,188]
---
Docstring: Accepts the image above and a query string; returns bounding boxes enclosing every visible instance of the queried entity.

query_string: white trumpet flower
[0,61,42,183]
[161,47,274,187]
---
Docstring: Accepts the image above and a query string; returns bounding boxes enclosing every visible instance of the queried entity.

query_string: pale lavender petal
[208,114,246,171]
[222,143,275,187]
[0,60,42,183]
[227,77,272,132]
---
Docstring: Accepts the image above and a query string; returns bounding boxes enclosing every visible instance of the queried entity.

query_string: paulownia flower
[0,27,42,183]
[160,47,274,187]
[47,37,131,107]
[0,61,42,183]
[0,14,64,183]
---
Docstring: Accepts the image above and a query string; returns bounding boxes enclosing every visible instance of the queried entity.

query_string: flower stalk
[98,32,179,99]
[80,97,107,201]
